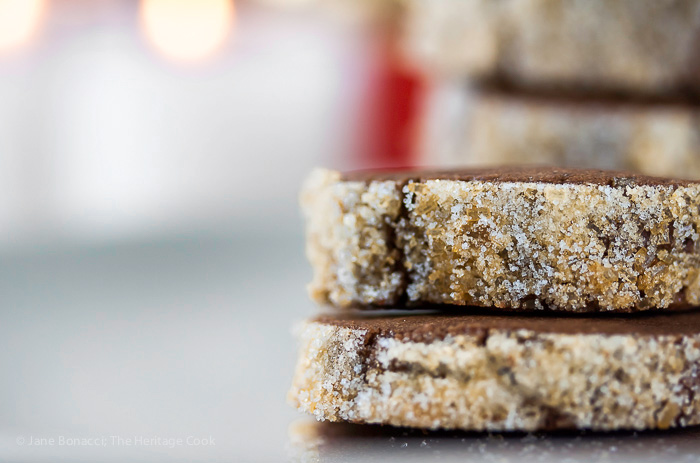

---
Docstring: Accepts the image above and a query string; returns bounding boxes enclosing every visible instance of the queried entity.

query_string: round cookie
[302,167,700,312]
[288,311,700,431]
[427,86,700,180]
[403,0,700,97]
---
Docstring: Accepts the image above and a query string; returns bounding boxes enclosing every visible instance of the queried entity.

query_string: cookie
[403,0,700,96]
[288,311,700,431]
[430,87,700,180]
[301,167,700,312]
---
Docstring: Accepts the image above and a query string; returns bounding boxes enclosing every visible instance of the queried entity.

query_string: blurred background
[0,0,412,247]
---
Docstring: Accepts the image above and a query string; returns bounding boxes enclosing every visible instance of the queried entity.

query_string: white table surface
[0,228,698,462]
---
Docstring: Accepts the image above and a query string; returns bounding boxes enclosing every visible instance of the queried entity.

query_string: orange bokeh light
[0,0,45,54]
[140,0,234,64]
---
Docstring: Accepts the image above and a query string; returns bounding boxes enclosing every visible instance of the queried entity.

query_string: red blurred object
[357,29,425,169]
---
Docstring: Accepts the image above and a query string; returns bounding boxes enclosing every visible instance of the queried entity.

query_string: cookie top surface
[314,310,700,342]
[341,166,700,187]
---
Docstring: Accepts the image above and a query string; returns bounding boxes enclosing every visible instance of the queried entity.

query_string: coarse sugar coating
[288,311,700,431]
[301,167,700,312]
[402,0,700,97]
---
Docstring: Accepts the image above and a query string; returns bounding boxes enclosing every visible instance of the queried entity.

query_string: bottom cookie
[288,311,700,431]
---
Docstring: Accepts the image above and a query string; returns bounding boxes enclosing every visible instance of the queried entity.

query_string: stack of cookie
[289,166,700,431]
[402,0,700,178]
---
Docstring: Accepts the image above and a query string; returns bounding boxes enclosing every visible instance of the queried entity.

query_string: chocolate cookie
[288,311,700,431]
[437,88,700,180]
[301,167,700,312]
[403,0,700,97]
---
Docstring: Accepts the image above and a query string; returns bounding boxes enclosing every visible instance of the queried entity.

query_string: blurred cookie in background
[421,84,700,179]
[402,0,700,98]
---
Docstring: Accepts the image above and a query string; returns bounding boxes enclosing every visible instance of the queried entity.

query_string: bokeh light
[140,0,234,63]
[0,0,45,54]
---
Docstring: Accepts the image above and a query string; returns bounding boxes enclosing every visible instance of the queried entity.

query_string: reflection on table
[288,418,700,463]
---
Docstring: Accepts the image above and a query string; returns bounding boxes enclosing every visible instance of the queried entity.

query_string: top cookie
[403,0,700,97]
[301,166,700,312]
